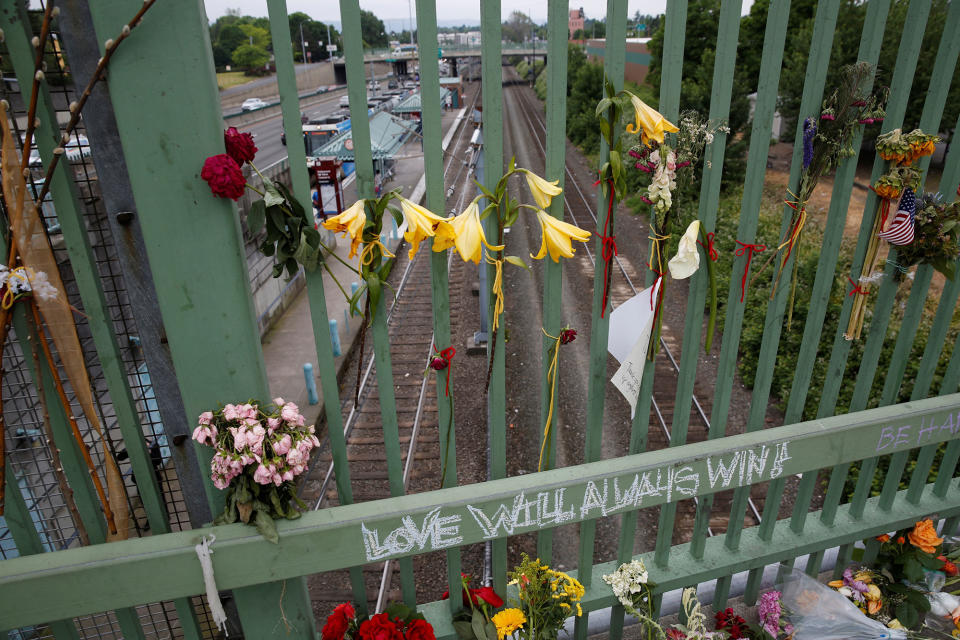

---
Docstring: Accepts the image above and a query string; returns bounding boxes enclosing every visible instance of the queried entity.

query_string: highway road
[244,91,350,170]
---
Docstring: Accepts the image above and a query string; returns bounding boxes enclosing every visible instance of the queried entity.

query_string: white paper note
[608,283,660,417]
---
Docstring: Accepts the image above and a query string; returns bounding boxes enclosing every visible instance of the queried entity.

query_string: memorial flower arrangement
[602,559,662,638]
[191,398,319,543]
[321,601,437,640]
[201,127,323,279]
[751,62,887,325]
[892,193,960,281]
[497,554,584,640]
[845,127,940,339]
[595,84,722,355]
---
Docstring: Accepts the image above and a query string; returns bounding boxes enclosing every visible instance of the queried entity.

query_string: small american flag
[879,187,915,246]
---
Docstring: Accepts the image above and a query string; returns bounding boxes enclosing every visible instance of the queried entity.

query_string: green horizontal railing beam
[3,393,960,628]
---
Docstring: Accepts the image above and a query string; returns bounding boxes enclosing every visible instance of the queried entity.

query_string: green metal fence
[1,0,960,638]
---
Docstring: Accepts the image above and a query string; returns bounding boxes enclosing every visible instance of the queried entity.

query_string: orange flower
[897,536,906,545]
[873,184,901,200]
[908,520,943,554]
[868,600,883,615]
[876,534,891,543]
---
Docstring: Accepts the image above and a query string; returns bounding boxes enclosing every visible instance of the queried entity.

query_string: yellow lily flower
[532,209,591,262]
[524,170,563,209]
[322,200,366,258]
[397,196,447,260]
[441,201,505,263]
[625,92,679,147]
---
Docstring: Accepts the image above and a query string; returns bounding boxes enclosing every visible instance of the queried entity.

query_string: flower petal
[668,219,701,279]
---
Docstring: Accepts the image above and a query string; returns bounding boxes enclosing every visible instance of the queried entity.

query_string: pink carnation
[223,404,239,421]
[274,433,293,455]
[192,424,216,446]
[282,470,295,482]
[267,417,281,434]
[198,411,213,425]
[281,403,300,423]
[272,397,285,406]
[247,425,266,455]
[286,448,305,467]
[213,475,231,490]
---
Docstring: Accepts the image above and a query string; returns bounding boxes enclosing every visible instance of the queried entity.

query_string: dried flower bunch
[895,193,960,280]
[192,398,319,543]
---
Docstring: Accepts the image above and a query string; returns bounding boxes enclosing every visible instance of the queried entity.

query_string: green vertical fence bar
[479,0,507,595]
[414,0,463,613]
[665,0,742,567]
[818,0,933,540]
[644,0,686,616]
[854,0,960,514]
[340,0,416,606]
[266,0,367,612]
[574,1,626,637]
[1,467,80,639]
[708,0,791,608]
[740,0,840,605]
[783,0,890,554]
[536,0,570,566]
[84,0,316,635]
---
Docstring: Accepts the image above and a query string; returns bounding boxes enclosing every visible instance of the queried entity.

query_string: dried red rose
[224,127,258,165]
[201,154,245,201]
[429,357,448,371]
[559,328,577,344]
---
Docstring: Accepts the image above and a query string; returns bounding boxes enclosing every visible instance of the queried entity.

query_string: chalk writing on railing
[875,412,960,452]
[360,442,792,561]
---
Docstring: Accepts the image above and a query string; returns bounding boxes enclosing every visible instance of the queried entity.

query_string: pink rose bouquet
[192,397,320,543]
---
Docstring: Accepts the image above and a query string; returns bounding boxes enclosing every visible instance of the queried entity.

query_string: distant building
[584,38,651,85]
[569,8,585,36]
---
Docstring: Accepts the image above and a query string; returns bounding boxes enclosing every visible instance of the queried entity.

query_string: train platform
[261,104,470,427]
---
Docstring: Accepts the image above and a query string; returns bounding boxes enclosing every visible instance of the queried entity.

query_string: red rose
[941,556,959,576]
[224,127,258,165]
[200,154,245,200]
[472,586,504,608]
[358,613,403,640]
[666,630,687,640]
[322,603,355,640]
[405,619,435,640]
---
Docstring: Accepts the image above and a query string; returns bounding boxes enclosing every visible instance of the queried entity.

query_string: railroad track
[502,68,765,540]
[302,83,481,616]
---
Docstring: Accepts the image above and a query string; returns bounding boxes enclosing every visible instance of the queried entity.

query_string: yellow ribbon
[779,188,808,253]
[357,237,396,275]
[538,328,562,472]
[485,254,504,332]
[648,230,670,274]
[1,287,17,310]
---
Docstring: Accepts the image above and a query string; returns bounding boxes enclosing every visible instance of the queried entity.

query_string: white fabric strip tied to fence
[195,534,229,636]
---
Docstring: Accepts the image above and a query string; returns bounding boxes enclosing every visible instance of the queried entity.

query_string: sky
[202,1,700,26]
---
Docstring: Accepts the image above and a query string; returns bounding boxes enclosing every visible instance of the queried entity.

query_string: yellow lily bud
[323,200,366,258]
[531,208,591,262]
[625,92,679,147]
[888,619,905,630]
[866,584,883,602]
[397,196,447,260]
[524,170,563,209]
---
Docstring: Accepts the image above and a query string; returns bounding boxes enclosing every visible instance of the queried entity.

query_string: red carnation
[201,154,246,200]
[559,329,577,344]
[358,613,403,640]
[322,603,355,640]
[472,586,504,608]
[404,619,436,640]
[224,127,258,165]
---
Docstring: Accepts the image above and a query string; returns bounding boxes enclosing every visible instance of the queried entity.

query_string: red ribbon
[597,179,618,318]
[697,232,719,261]
[647,264,664,310]
[734,240,766,303]
[847,276,869,297]
[869,186,894,229]
[433,346,456,397]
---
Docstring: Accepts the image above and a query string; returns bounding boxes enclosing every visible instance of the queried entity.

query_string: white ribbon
[195,534,229,636]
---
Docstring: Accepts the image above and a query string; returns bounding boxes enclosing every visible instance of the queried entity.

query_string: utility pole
[327,23,333,60]
[408,0,415,45]
[300,22,307,64]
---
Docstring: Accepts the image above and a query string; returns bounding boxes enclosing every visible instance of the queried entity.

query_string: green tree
[288,12,339,61]
[502,11,535,43]
[232,43,270,73]
[360,9,388,48]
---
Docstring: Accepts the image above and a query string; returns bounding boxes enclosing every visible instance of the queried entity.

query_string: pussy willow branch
[19,0,56,175]
[36,0,157,204]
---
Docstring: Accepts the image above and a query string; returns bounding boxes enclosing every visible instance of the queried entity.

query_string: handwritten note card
[608,282,660,417]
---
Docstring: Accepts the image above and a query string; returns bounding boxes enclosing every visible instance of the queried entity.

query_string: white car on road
[240,98,268,112]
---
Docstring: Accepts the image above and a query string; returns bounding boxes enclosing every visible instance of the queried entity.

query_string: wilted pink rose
[192,425,214,445]
[286,448,304,467]
[230,426,247,451]
[253,463,274,485]
[274,433,293,455]
[282,470,294,482]
[239,403,257,420]
[272,397,285,406]
[296,414,306,427]
[281,403,299,422]
[267,417,281,433]
[223,404,239,421]
[198,411,213,425]
[272,472,283,486]
[213,475,231,490]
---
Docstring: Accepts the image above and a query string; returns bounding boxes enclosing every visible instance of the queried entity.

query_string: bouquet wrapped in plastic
[778,566,908,639]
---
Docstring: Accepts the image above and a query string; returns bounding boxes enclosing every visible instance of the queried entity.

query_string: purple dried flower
[820,113,836,121]
[802,117,816,170]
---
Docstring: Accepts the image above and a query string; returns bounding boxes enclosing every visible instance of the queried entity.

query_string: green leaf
[271,262,285,278]
[260,239,275,257]
[508,156,516,173]
[896,601,918,629]
[293,232,321,271]
[903,557,924,582]
[303,225,321,248]
[367,275,382,323]
[474,180,496,202]
[263,181,285,208]
[504,255,529,270]
[285,258,298,279]
[904,587,931,611]
[598,119,611,144]
[268,205,291,239]
[484,621,497,640]
[247,199,266,235]
[610,149,622,181]
[595,97,612,118]
[470,608,486,640]
[275,182,309,223]
[452,621,475,640]
[268,487,284,516]
[254,509,280,544]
